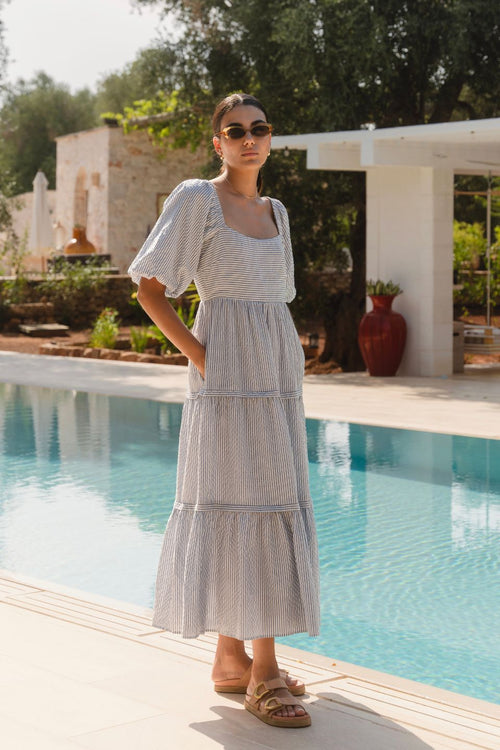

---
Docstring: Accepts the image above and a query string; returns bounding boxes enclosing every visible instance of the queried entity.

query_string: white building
[54,125,205,271]
[6,124,205,274]
[273,118,500,376]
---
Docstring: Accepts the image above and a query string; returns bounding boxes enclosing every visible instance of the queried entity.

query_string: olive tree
[128,0,500,369]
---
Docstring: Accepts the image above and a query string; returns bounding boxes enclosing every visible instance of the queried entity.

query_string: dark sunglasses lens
[223,124,272,138]
[252,125,272,137]
[226,127,246,139]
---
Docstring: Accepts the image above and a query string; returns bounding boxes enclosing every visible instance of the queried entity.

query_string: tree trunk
[320,174,366,372]
[429,76,464,124]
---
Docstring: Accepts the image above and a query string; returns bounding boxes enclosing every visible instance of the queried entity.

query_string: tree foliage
[134,0,500,128]
[95,45,180,117]
[126,0,500,367]
[126,1,500,366]
[0,1,8,90]
[0,73,97,193]
[454,221,500,311]
[0,0,18,249]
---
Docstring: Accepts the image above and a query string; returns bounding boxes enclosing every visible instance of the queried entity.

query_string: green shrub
[143,283,200,354]
[0,231,30,304]
[453,221,500,310]
[89,308,120,349]
[147,324,177,354]
[38,259,107,326]
[130,325,150,353]
[175,282,200,327]
[453,221,487,270]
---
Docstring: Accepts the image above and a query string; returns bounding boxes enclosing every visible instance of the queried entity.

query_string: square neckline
[208,180,281,241]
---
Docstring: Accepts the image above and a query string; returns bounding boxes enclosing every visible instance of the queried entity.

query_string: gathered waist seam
[186,389,302,399]
[173,502,313,512]
[199,296,288,305]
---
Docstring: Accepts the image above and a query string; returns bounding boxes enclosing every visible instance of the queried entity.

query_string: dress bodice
[128,179,296,304]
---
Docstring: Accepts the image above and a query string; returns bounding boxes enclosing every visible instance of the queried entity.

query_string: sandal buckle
[264,696,282,714]
[253,682,272,701]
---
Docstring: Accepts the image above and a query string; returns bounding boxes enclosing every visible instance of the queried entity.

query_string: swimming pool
[1,383,498,704]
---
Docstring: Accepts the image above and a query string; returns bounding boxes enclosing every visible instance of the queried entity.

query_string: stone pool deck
[0,351,499,748]
[1,571,499,750]
[1,351,500,438]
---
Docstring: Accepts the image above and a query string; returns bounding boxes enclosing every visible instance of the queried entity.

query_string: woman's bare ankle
[247,660,280,691]
[211,635,252,681]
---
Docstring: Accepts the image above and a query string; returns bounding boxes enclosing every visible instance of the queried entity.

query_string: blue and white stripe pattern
[129,179,320,640]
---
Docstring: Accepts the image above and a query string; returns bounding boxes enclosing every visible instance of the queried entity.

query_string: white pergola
[272,118,500,376]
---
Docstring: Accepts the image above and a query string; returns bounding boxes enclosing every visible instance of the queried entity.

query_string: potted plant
[358,279,407,376]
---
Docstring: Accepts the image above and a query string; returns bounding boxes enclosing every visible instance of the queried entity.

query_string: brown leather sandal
[214,666,305,695]
[244,678,311,728]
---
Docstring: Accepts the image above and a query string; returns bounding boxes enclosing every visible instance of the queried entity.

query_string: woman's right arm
[137,276,206,378]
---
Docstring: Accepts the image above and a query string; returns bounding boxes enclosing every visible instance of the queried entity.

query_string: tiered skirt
[152,297,320,639]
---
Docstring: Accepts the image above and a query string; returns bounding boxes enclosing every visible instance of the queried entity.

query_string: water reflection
[1,384,499,701]
[451,484,500,551]
[291,419,500,703]
[0,384,183,604]
[307,419,367,569]
[307,419,499,564]
[2,385,498,574]
[0,384,183,526]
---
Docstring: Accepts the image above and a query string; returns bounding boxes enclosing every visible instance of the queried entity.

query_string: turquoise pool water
[0,383,498,704]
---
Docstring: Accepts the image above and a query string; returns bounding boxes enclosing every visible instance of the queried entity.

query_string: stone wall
[55,126,206,274]
[55,128,111,255]
[107,129,207,273]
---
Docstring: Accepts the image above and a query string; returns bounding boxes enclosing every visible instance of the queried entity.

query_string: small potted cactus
[358,279,407,376]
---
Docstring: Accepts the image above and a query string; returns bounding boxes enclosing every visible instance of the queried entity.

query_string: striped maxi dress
[128,178,320,640]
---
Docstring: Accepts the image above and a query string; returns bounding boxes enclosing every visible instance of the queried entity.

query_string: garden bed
[38,340,188,366]
[2,321,497,371]
[0,326,344,373]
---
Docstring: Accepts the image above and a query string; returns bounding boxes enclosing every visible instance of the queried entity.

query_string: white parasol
[29,171,54,253]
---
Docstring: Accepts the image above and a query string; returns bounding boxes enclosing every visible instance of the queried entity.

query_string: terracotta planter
[64,226,96,255]
[358,295,407,376]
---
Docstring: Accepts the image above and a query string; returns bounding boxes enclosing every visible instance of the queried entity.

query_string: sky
[2,0,176,92]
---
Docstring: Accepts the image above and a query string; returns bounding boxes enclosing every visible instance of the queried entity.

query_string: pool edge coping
[1,568,498,720]
[2,350,500,439]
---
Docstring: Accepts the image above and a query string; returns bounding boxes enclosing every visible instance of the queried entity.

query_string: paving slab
[0,571,498,750]
[302,368,500,438]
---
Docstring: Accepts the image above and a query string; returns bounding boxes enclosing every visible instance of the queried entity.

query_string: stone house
[6,124,206,274]
[54,125,206,272]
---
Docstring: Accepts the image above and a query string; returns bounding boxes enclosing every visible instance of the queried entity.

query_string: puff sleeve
[128,179,211,297]
[273,199,296,303]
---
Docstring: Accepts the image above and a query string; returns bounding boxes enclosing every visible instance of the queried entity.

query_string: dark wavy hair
[212,93,270,194]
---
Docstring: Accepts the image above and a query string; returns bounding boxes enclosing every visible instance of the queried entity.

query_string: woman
[128,93,320,729]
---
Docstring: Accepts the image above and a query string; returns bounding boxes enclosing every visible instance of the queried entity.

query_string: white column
[366,166,454,376]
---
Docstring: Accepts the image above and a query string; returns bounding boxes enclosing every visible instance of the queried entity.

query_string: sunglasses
[215,123,273,140]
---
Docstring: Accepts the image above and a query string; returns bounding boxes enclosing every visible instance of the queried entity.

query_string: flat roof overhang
[271,118,500,175]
